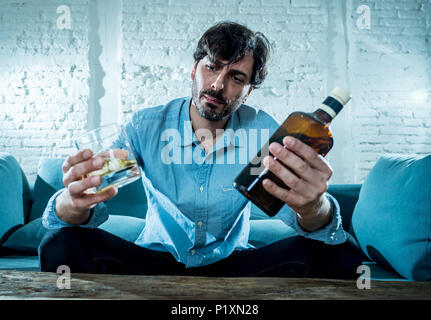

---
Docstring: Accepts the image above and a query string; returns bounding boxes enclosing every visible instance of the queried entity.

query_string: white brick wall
[0,0,90,179]
[347,0,431,181]
[0,0,430,184]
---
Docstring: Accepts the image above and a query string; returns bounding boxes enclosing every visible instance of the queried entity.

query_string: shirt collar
[178,97,197,147]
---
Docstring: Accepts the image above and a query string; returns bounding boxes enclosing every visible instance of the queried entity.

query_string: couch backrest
[30,158,276,222]
[28,158,148,222]
[29,158,362,229]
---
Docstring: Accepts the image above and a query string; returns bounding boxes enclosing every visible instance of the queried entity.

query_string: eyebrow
[208,58,250,81]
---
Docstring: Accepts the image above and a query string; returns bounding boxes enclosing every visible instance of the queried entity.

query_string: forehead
[203,54,254,78]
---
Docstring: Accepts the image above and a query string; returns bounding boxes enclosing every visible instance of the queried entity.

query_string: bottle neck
[313,108,333,124]
[314,95,345,124]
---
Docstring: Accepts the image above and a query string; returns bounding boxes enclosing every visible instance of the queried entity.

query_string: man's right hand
[55,149,118,225]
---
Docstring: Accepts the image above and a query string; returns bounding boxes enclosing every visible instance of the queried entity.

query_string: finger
[67,175,102,196]
[265,141,330,199]
[63,156,105,187]
[78,186,118,208]
[98,148,129,159]
[62,149,93,174]
[269,142,316,184]
[262,178,306,208]
[283,136,333,179]
[263,155,308,193]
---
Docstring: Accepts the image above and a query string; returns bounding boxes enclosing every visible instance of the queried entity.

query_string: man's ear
[242,85,255,103]
[191,60,198,80]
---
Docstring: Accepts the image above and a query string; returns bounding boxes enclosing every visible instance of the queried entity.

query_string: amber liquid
[233,110,334,217]
[88,158,141,192]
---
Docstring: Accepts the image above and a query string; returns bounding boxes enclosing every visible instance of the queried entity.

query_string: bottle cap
[330,87,352,105]
[320,87,351,117]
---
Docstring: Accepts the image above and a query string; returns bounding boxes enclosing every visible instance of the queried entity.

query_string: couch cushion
[0,153,31,248]
[28,158,64,222]
[362,261,407,282]
[0,255,40,271]
[98,215,146,243]
[104,178,148,219]
[351,155,431,281]
[2,218,46,255]
[249,220,297,248]
[250,204,280,220]
[29,158,148,221]
[3,215,146,255]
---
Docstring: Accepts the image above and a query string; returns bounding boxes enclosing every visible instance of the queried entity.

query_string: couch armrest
[327,184,361,233]
[0,153,31,251]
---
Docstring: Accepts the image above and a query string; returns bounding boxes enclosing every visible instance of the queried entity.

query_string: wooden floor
[1,270,430,300]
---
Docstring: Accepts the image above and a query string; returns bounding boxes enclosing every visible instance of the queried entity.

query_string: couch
[1,152,430,282]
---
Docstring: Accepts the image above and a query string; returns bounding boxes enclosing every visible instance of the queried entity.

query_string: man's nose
[211,72,225,91]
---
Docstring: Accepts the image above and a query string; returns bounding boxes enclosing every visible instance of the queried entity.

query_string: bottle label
[322,96,343,115]
[319,104,337,119]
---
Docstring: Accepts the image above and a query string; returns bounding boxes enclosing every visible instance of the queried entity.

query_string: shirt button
[200,186,204,192]
[191,249,196,255]
[197,221,203,227]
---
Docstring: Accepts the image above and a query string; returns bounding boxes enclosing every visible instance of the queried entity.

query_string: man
[39,22,362,278]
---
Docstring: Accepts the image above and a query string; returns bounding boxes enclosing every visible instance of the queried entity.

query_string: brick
[379,17,426,27]
[375,1,422,10]
[380,126,429,136]
[290,0,321,8]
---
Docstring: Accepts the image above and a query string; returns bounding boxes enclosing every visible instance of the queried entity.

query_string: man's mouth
[204,95,225,106]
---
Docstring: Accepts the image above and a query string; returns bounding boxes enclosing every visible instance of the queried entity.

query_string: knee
[38,227,85,272]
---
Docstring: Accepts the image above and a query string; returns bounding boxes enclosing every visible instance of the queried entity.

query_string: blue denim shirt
[42,97,346,268]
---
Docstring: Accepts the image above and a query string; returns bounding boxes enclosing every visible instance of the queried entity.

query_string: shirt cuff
[41,188,109,229]
[276,192,347,245]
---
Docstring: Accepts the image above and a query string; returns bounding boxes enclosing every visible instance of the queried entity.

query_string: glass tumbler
[74,123,141,192]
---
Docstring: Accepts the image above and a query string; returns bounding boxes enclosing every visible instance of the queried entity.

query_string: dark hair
[193,21,271,88]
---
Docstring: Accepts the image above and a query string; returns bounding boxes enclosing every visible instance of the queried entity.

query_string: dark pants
[38,227,362,279]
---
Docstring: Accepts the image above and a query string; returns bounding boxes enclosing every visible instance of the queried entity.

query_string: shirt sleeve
[276,192,347,245]
[41,188,109,230]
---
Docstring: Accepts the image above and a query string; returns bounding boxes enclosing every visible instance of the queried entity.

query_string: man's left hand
[262,136,333,232]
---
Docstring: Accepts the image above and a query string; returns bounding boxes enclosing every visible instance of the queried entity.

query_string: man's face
[191,54,254,122]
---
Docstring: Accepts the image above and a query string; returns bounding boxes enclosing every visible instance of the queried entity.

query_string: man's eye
[206,64,215,71]
[233,76,244,83]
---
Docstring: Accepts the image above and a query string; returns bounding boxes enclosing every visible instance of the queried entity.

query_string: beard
[191,77,243,122]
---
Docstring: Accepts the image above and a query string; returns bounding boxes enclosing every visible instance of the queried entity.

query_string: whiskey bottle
[233,87,352,217]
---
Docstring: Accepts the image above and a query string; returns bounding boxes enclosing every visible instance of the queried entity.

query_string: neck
[189,101,230,142]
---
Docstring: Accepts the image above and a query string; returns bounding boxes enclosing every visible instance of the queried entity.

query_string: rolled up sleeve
[41,188,109,230]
